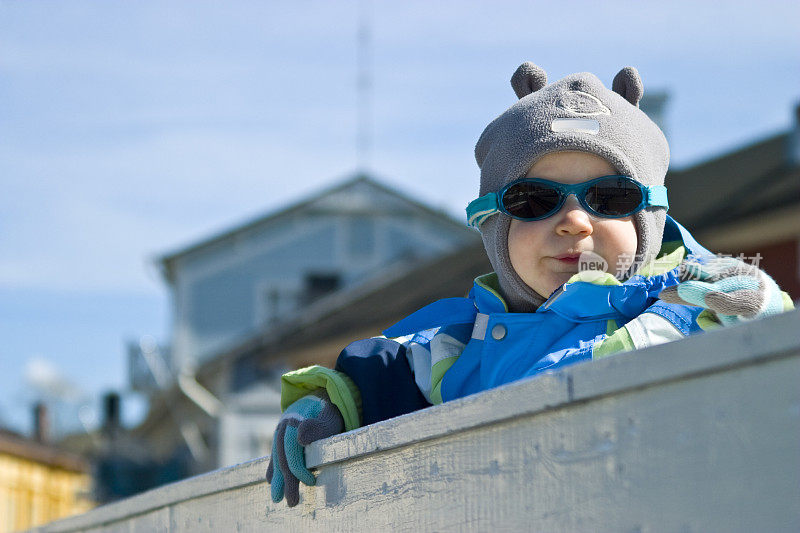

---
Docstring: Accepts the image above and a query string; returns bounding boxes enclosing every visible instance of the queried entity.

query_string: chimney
[102,392,121,439]
[33,402,49,444]
[787,102,800,167]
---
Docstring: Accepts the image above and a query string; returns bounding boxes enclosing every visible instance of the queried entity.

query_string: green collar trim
[636,241,685,276]
[474,273,509,312]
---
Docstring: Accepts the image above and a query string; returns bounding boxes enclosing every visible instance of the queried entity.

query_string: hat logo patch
[551,118,600,135]
[557,90,611,117]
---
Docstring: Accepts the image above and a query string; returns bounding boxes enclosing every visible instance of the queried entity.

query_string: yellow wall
[0,452,93,533]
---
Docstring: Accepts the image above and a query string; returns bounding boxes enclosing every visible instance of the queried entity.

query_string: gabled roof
[0,428,88,472]
[156,173,473,283]
[666,131,800,232]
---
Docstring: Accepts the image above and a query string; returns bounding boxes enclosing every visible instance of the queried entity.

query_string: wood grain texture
[34,310,800,532]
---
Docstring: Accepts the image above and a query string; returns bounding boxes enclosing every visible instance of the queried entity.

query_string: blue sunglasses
[467,175,668,228]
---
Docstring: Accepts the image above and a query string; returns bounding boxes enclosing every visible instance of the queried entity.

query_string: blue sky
[1,0,798,434]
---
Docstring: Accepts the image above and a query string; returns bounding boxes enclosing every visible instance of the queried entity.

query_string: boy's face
[507,151,638,299]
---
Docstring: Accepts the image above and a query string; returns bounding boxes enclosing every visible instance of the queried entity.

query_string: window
[303,272,341,304]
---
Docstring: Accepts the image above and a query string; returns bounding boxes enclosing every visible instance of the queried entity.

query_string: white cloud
[24,356,87,403]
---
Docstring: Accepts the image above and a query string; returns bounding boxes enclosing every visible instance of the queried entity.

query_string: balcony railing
[36,309,800,532]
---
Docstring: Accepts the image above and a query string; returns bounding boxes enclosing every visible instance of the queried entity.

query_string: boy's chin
[551,270,579,285]
[529,272,575,300]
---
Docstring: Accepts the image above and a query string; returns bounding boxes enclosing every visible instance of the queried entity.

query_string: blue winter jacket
[281,216,716,430]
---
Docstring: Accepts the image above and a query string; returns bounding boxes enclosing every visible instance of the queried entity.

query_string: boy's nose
[555,195,593,236]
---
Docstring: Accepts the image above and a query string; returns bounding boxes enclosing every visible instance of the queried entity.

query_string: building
[0,428,93,532]
[666,104,800,299]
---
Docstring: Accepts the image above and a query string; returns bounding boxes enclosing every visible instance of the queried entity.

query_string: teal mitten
[658,255,785,326]
[266,390,344,507]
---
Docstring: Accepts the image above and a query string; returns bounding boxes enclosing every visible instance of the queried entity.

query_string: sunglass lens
[502,182,561,219]
[585,177,643,216]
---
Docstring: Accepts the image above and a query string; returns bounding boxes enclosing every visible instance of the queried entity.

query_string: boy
[266,63,793,507]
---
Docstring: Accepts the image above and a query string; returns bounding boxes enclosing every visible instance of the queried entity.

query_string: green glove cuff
[281,365,362,431]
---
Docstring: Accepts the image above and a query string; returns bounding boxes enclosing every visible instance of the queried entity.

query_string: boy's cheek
[598,220,638,272]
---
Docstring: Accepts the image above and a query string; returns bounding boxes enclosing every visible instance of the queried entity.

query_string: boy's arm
[592,302,701,359]
[279,336,434,431]
[334,337,431,426]
[269,336,432,507]
[595,256,795,360]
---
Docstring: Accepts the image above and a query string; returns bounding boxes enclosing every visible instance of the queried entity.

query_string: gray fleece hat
[475,62,669,312]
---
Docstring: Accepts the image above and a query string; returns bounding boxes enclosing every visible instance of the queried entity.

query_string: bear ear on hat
[612,66,644,107]
[511,62,547,99]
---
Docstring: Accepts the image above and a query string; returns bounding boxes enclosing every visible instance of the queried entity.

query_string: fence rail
[35,309,800,532]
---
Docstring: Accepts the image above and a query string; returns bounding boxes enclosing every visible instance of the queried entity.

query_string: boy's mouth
[553,253,581,264]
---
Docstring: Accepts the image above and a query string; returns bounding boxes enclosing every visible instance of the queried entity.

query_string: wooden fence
[35,309,800,532]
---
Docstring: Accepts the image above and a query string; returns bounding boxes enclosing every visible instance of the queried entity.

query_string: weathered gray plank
[35,310,800,532]
[569,308,800,404]
[32,459,270,533]
[121,508,170,533]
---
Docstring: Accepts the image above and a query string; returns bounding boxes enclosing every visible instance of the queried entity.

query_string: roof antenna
[356,0,372,176]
